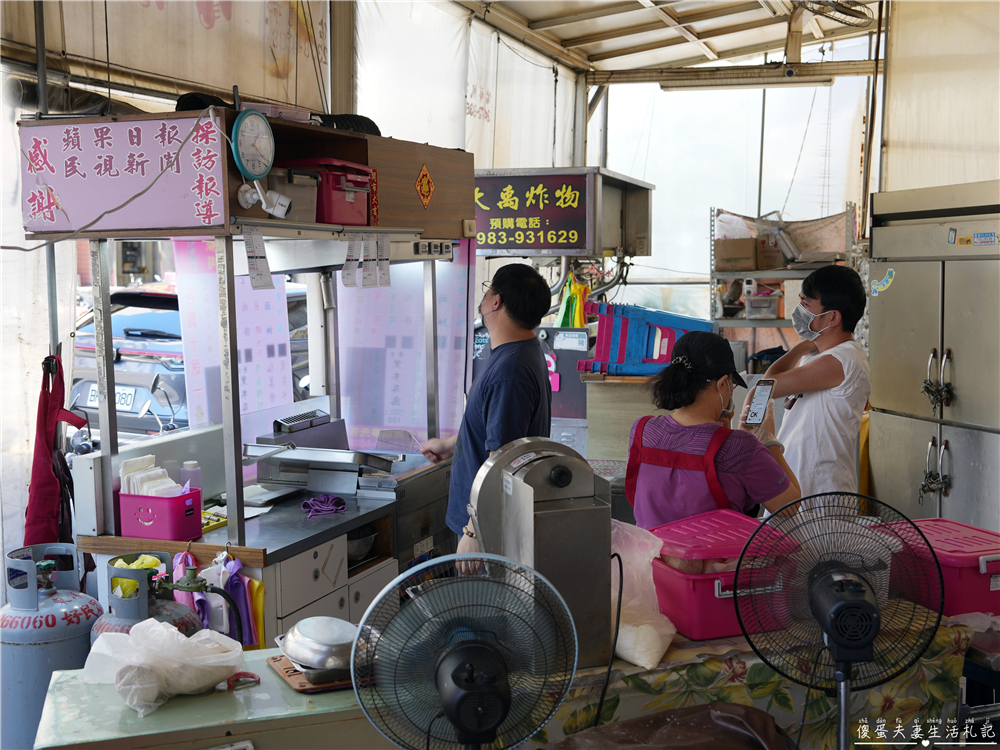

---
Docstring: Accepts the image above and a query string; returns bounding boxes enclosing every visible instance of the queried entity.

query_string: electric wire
[593,552,623,729]
[425,710,445,750]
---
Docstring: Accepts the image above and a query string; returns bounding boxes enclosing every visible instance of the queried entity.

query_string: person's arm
[419,433,458,463]
[759,445,801,514]
[737,401,801,514]
[765,352,846,399]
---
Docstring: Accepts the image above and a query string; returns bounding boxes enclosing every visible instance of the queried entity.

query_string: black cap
[670,331,748,388]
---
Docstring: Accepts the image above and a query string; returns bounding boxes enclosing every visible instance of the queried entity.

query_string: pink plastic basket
[913,518,1000,616]
[120,489,202,542]
[649,510,788,640]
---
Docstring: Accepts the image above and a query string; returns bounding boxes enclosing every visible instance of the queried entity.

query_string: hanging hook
[225,541,232,559]
[186,540,192,555]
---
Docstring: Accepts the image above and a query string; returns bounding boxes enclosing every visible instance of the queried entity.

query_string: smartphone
[746,379,775,425]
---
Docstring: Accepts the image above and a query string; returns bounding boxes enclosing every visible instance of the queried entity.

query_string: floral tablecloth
[535,621,973,750]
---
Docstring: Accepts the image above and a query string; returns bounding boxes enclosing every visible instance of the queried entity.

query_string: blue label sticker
[871,268,895,297]
[973,232,997,246]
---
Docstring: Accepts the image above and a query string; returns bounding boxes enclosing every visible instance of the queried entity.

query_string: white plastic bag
[199,550,231,633]
[611,520,677,669]
[83,618,244,717]
[716,213,752,239]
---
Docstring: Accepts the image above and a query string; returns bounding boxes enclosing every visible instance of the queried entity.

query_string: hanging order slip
[243,225,274,290]
[343,234,361,287]
[377,234,391,287]
[362,235,378,288]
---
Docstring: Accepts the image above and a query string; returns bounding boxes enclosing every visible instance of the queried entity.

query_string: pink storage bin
[120,489,202,542]
[274,158,372,226]
[913,518,1000,616]
[649,510,789,640]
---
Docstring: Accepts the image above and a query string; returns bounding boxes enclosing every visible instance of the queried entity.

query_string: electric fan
[352,553,578,750]
[796,1,875,27]
[734,493,944,750]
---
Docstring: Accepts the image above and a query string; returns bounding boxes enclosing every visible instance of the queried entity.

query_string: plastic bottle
[180,460,202,491]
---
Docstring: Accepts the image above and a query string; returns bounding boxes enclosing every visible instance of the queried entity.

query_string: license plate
[87,383,137,412]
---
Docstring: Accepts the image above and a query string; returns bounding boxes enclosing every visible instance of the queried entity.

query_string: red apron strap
[624,416,653,507]
[703,426,733,510]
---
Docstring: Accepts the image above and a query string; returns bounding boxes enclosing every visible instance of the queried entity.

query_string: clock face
[234,111,274,180]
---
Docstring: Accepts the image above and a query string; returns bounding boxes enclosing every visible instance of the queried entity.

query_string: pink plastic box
[120,489,202,542]
[649,510,788,640]
[913,518,1000,616]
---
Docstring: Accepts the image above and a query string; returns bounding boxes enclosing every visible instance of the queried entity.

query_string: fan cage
[797,0,875,27]
[352,554,578,750]
[734,493,944,693]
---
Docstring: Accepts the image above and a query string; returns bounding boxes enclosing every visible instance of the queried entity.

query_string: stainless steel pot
[276,616,356,670]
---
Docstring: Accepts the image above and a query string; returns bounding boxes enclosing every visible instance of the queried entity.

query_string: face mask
[791,304,833,341]
[479,290,500,320]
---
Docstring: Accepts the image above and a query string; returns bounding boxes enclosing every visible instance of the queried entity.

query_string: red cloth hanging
[23,356,87,546]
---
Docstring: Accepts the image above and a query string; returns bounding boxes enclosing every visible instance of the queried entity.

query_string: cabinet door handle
[926,348,938,382]
[925,437,937,475]
[353,591,361,604]
[938,439,950,497]
[312,568,320,581]
[338,596,346,609]
[939,348,953,406]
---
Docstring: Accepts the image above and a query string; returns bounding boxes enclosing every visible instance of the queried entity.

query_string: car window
[286,298,308,332]
[78,307,183,337]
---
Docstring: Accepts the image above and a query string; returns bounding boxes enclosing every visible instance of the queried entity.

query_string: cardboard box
[714,239,756,272]
[756,237,785,271]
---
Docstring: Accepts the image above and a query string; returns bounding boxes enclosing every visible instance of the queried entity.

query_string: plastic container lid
[649,509,762,559]
[183,461,199,469]
[913,518,1000,568]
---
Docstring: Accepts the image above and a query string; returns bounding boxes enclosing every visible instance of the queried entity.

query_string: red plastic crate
[649,510,790,640]
[274,158,372,226]
[120,489,202,542]
[913,518,1000,616]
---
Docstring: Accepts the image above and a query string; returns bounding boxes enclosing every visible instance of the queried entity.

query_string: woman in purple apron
[625,332,801,529]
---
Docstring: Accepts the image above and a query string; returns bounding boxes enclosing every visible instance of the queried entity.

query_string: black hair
[801,265,867,334]
[489,264,552,330]
[649,362,710,410]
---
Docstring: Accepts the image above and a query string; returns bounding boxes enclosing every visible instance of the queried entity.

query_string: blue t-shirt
[446,337,552,533]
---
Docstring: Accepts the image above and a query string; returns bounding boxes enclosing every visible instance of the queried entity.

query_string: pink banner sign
[19,115,226,234]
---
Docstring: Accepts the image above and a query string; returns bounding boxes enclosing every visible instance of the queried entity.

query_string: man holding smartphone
[743,265,871,496]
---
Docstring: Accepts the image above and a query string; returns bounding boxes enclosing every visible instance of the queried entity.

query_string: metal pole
[35,1,60,358]
[320,270,341,419]
[216,236,245,546]
[573,75,587,167]
[837,675,851,750]
[757,55,767,219]
[90,240,120,534]
[424,261,440,440]
[600,87,609,170]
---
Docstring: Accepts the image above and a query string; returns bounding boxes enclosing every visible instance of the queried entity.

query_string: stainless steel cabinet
[867,411,939,521]
[868,180,1000,528]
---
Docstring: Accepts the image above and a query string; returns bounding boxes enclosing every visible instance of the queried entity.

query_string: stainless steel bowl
[276,616,356,670]
[347,532,377,562]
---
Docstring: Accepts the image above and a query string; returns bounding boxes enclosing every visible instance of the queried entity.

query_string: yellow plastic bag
[111,554,163,599]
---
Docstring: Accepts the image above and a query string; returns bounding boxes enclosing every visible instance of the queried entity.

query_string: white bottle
[180,460,202,491]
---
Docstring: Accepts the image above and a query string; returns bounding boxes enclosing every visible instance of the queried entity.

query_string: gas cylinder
[1,543,104,750]
[90,552,201,642]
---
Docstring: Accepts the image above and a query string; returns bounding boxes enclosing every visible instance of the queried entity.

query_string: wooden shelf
[76,535,266,567]
[580,374,653,383]
[716,319,794,328]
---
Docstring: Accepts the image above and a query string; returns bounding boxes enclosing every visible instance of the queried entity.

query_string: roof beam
[588,59,883,86]
[587,16,879,70]
[635,0,718,60]
[453,1,592,71]
[529,2,658,31]
[564,3,763,48]
[588,15,785,63]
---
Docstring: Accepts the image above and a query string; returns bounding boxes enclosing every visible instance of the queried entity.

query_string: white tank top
[777,339,871,497]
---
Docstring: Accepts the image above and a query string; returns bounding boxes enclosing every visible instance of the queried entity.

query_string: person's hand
[739,400,779,446]
[740,385,757,416]
[420,437,454,464]
[456,531,483,575]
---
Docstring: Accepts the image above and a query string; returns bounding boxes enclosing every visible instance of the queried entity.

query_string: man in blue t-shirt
[420,263,552,560]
